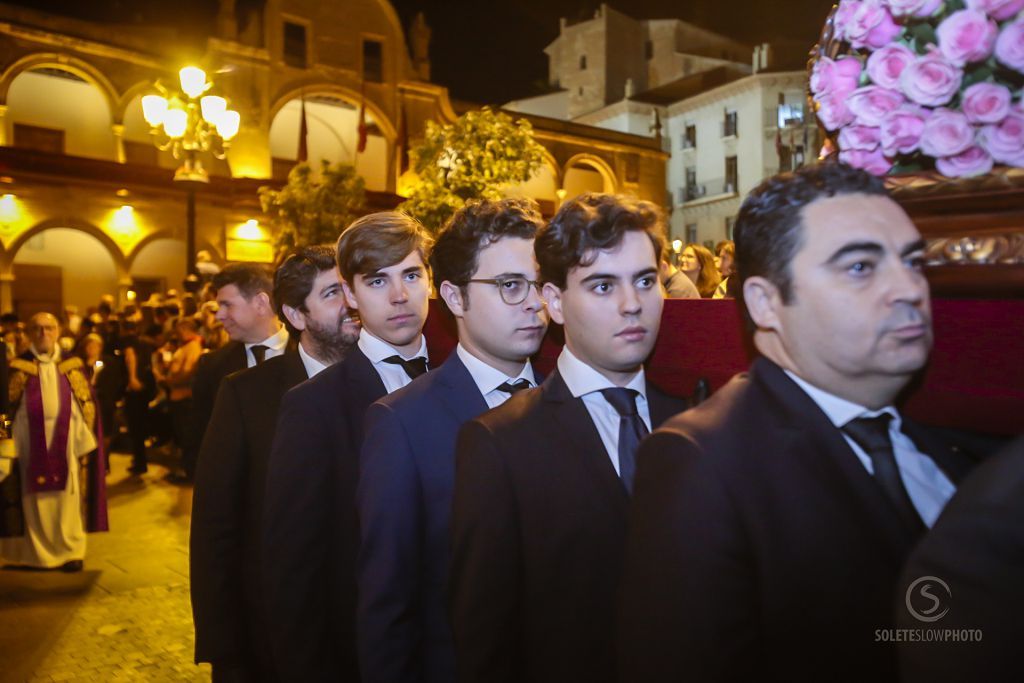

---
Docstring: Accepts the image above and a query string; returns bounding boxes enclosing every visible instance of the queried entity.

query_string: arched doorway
[129,237,188,301]
[269,94,390,191]
[561,154,618,201]
[11,228,120,319]
[5,66,116,160]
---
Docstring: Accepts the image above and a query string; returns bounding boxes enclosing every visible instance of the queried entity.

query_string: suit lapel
[345,346,387,401]
[280,349,309,388]
[434,354,489,425]
[900,420,973,485]
[543,371,629,513]
[229,342,247,373]
[753,358,917,559]
[646,383,681,429]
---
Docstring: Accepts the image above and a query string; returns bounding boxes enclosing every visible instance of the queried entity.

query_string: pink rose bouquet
[812,0,1024,178]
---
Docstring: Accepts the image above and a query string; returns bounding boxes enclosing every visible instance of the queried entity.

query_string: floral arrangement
[810,0,1024,177]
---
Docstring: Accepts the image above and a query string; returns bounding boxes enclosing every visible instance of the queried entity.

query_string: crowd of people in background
[0,278,235,480]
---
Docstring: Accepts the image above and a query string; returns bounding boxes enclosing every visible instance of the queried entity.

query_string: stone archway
[562,153,618,199]
[2,219,128,316]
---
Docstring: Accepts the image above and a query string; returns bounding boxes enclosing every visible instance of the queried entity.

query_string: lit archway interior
[131,237,187,294]
[562,164,607,201]
[7,68,115,160]
[269,96,388,191]
[507,161,558,202]
[13,228,119,315]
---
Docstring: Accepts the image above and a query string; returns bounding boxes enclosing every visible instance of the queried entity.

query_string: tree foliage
[259,160,366,259]
[399,107,546,232]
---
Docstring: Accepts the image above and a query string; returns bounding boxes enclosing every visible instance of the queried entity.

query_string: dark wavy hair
[430,198,545,311]
[274,244,337,335]
[735,162,887,305]
[536,193,666,289]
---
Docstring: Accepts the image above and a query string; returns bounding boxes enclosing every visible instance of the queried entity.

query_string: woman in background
[679,243,721,298]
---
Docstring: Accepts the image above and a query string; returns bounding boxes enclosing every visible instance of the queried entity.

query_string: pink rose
[961,82,1013,124]
[900,52,963,106]
[886,0,943,17]
[965,0,1024,21]
[839,124,883,150]
[843,0,903,50]
[881,106,929,154]
[848,86,906,126]
[979,111,1024,164]
[810,56,863,97]
[920,108,976,157]
[866,44,916,89]
[816,92,857,131]
[839,147,894,175]
[936,10,998,66]
[935,146,995,177]
[995,18,1024,72]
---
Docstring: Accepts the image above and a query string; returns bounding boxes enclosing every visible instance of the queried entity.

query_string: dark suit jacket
[190,347,307,676]
[450,369,685,683]
[357,352,495,683]
[897,434,1024,683]
[262,346,386,682]
[618,357,977,683]
[187,341,246,465]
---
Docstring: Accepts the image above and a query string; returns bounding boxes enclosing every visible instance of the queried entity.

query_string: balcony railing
[681,177,738,204]
[769,104,806,128]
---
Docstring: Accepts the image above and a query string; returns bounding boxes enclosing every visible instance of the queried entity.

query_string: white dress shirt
[246,325,289,368]
[358,328,429,394]
[455,343,537,409]
[297,341,329,378]
[785,370,956,527]
[557,346,652,475]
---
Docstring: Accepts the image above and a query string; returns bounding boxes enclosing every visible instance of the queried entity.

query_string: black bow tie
[496,379,532,395]
[383,355,428,380]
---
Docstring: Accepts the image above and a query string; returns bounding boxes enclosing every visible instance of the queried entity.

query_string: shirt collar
[358,328,428,364]
[31,346,60,364]
[456,343,536,396]
[248,325,289,352]
[783,369,899,428]
[557,345,646,400]
[297,341,329,378]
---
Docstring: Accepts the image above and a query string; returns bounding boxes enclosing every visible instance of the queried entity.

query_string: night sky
[12,0,837,103]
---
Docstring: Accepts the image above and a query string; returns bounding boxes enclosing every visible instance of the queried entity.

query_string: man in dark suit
[618,163,977,683]
[357,199,548,683]
[190,245,360,681]
[896,434,1023,682]
[182,263,287,482]
[450,193,686,683]
[262,212,433,681]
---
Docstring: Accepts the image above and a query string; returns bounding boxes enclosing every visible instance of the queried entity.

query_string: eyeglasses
[466,277,542,305]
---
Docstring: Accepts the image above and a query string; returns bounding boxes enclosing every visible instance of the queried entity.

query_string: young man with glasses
[262,212,432,681]
[356,198,547,683]
[449,193,686,683]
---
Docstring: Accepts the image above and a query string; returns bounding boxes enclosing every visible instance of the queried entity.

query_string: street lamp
[142,66,240,275]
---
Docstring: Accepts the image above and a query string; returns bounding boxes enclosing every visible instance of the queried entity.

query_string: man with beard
[190,245,360,682]
[618,163,978,682]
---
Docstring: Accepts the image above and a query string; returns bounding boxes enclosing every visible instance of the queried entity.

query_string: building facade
[0,0,665,315]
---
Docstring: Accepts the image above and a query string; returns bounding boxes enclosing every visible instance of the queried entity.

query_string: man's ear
[253,291,274,316]
[541,282,565,325]
[438,281,466,317]
[742,276,783,332]
[341,279,359,311]
[281,304,307,333]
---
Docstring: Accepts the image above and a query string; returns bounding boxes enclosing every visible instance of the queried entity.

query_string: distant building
[506,3,817,245]
[0,0,664,315]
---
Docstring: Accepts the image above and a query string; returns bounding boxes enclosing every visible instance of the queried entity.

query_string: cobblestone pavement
[0,449,211,682]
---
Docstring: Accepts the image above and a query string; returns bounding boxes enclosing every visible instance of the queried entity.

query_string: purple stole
[24,371,73,493]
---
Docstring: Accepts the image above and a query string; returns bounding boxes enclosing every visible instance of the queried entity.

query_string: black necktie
[496,379,532,395]
[250,344,268,365]
[842,414,925,534]
[600,388,649,495]
[383,355,428,380]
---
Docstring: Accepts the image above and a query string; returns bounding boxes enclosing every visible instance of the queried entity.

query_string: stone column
[112,123,126,163]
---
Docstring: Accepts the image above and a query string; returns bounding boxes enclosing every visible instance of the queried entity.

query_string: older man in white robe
[0,312,101,572]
